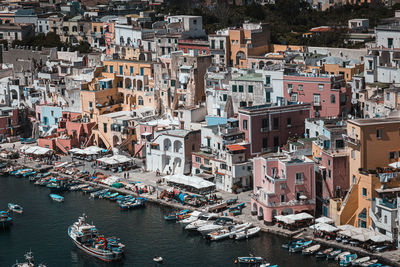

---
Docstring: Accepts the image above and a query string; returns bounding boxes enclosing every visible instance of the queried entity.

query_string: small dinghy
[234,226,261,240]
[50,194,64,202]
[336,251,351,261]
[236,256,264,264]
[153,256,163,263]
[315,248,333,258]
[327,249,342,260]
[302,244,321,256]
[360,259,378,267]
[8,203,23,214]
[340,254,357,267]
[352,256,370,266]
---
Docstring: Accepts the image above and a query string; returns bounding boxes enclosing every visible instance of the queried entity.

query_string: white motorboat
[360,259,378,267]
[302,244,321,256]
[336,251,351,261]
[197,217,234,235]
[185,213,219,230]
[206,222,252,241]
[233,226,261,240]
[179,211,202,226]
[352,256,370,266]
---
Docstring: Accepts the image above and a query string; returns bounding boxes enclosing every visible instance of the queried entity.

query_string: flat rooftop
[349,117,400,126]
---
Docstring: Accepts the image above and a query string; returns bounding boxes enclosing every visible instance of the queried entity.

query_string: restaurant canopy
[24,146,53,155]
[315,216,333,225]
[69,146,105,155]
[309,222,338,232]
[97,154,133,165]
[338,225,391,242]
[275,212,314,224]
[164,174,215,190]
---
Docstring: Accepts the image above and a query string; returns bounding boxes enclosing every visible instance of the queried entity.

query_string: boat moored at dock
[0,210,13,228]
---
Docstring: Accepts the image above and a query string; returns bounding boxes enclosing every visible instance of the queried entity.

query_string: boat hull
[71,238,122,262]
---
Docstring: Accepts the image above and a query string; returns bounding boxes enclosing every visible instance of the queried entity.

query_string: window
[386,93,390,101]
[330,94,336,104]
[223,94,227,101]
[130,66,133,75]
[89,102,93,108]
[318,84,324,91]
[219,40,224,49]
[362,188,367,197]
[328,159,331,166]
[376,128,383,139]
[119,66,123,75]
[351,150,355,159]
[51,111,54,116]
[261,118,268,129]
[211,40,215,49]
[262,138,268,149]
[287,83,293,90]
[195,157,201,163]
[290,93,298,102]
[266,91,271,102]
[93,26,97,32]
[295,173,303,184]
[366,104,369,111]
[313,94,320,105]
[280,183,286,190]
[193,19,197,25]
[287,118,291,126]
[104,65,108,72]
[239,85,244,92]
[232,85,237,92]
[328,170,331,178]
[265,76,271,86]
[110,66,113,73]
[388,38,393,48]
[280,194,286,203]
[242,119,248,130]
[389,152,395,160]
[298,84,303,91]
[171,80,176,86]
[384,215,387,224]
[273,117,279,130]
[248,85,253,93]
[103,123,108,133]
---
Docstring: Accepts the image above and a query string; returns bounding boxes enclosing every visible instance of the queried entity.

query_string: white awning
[164,174,215,190]
[370,233,391,243]
[97,154,132,165]
[24,146,52,155]
[309,222,338,232]
[315,216,333,224]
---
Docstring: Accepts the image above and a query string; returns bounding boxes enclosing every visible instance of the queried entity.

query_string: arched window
[72,26,77,32]
[138,96,144,105]
[120,37,124,44]
[259,61,264,69]
[330,94,336,104]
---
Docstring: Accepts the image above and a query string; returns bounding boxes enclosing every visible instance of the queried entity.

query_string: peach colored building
[228,22,270,68]
[251,153,316,224]
[331,117,400,227]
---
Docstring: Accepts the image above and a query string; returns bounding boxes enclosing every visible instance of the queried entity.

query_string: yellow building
[80,60,158,153]
[322,61,364,82]
[332,117,400,227]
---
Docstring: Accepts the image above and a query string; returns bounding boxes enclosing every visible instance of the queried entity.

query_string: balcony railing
[378,199,398,210]
[343,134,360,147]
[261,127,268,133]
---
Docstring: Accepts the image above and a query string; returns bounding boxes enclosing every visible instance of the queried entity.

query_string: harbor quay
[3,141,400,267]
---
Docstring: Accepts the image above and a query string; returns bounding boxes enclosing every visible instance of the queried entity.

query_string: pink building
[238,103,311,155]
[283,73,350,118]
[38,112,95,153]
[251,153,316,224]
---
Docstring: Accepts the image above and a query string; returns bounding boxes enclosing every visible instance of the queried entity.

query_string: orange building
[228,22,270,68]
[330,117,400,227]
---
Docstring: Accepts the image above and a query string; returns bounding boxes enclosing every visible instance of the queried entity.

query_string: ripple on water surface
[0,176,339,267]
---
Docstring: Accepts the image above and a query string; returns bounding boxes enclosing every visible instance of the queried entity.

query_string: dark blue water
[0,176,339,267]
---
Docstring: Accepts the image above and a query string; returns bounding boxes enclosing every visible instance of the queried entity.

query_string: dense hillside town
[1,0,400,266]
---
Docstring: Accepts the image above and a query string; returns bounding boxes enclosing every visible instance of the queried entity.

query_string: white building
[370,187,400,247]
[37,18,50,34]
[145,129,201,175]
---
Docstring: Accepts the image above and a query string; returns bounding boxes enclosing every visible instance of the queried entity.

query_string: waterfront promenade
[3,142,400,267]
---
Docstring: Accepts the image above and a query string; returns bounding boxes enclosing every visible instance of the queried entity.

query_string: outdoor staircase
[323,177,333,198]
[55,139,69,154]
[83,133,95,148]
[341,178,360,226]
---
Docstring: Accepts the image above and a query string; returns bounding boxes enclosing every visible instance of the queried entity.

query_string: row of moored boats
[282,239,392,267]
[164,210,261,241]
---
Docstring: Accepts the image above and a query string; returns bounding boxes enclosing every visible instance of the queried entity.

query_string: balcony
[377,198,398,210]
[313,101,321,107]
[261,127,269,133]
[343,134,360,149]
